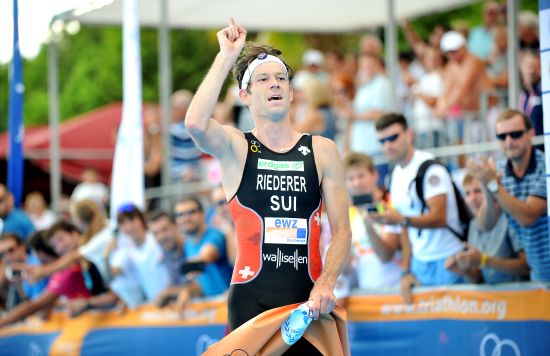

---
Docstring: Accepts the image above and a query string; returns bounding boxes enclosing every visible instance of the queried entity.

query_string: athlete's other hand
[308,281,336,319]
[217,17,246,61]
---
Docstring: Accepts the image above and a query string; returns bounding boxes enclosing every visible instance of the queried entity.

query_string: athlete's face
[174,201,205,236]
[240,62,293,122]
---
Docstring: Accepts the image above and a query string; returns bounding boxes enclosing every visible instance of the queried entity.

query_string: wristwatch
[486,179,500,194]
[399,216,409,227]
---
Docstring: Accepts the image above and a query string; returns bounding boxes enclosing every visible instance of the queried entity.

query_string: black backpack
[388,159,472,241]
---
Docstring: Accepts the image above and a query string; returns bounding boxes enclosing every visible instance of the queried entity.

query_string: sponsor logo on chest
[257,158,304,172]
[264,217,308,245]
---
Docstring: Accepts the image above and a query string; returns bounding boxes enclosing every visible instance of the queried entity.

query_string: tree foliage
[0,0,540,131]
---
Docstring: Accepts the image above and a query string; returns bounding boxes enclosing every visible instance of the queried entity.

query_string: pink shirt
[46,264,91,299]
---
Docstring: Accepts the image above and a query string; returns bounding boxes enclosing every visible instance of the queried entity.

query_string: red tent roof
[0,103,125,184]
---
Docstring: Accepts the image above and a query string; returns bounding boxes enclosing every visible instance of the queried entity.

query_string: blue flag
[7,0,24,207]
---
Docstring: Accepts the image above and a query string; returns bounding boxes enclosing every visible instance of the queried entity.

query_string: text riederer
[263,249,307,270]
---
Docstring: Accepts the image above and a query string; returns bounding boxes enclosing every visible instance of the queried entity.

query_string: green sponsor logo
[257,159,304,171]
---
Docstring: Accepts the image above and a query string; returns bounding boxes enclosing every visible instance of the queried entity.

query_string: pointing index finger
[229,17,235,27]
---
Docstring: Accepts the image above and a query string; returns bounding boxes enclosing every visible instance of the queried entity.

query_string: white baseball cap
[440,31,466,52]
[302,49,324,66]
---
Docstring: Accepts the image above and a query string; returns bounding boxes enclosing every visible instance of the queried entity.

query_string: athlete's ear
[239,88,251,106]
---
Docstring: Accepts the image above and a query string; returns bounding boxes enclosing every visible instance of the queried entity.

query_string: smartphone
[352,194,378,212]
[180,261,206,274]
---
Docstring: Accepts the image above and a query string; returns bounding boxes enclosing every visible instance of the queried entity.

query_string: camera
[352,193,378,213]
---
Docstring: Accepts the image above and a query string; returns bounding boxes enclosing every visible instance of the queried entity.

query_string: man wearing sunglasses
[467,109,549,282]
[172,197,232,313]
[185,18,351,353]
[372,113,465,304]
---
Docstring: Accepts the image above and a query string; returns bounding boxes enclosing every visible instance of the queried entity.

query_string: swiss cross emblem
[238,266,255,279]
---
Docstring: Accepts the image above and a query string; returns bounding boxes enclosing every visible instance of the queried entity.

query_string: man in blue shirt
[0,233,49,309]
[0,183,35,240]
[173,197,232,312]
[468,109,550,282]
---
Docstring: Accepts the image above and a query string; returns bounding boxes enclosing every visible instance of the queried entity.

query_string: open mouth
[268,94,283,102]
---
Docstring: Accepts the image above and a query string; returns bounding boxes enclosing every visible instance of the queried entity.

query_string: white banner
[109,0,144,222]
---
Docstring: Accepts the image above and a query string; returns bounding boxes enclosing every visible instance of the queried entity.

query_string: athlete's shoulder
[312,135,340,158]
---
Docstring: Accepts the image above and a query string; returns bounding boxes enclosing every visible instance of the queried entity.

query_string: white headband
[240,53,288,90]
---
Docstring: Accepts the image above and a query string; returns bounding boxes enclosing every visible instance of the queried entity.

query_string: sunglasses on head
[496,130,526,141]
[378,133,401,145]
[117,203,138,214]
[174,208,200,218]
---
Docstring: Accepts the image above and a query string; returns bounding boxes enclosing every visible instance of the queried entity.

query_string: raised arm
[309,137,352,318]
[185,18,247,159]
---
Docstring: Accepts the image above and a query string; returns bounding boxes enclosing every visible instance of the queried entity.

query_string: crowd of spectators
[0,3,547,327]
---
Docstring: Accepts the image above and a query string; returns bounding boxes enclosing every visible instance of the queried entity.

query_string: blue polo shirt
[500,149,550,281]
[185,228,232,297]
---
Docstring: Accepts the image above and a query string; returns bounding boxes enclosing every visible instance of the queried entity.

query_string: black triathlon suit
[227,132,324,354]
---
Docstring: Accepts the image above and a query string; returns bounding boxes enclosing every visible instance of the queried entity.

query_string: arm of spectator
[399,230,418,305]
[486,250,530,276]
[363,213,400,262]
[25,250,81,284]
[155,285,188,308]
[351,110,386,122]
[466,158,501,231]
[175,281,203,316]
[293,108,325,134]
[402,20,426,60]
[188,243,221,265]
[415,91,439,108]
[445,254,483,283]
[66,290,119,317]
[492,189,547,228]
[370,194,447,229]
[456,244,529,277]
[185,18,247,159]
[309,137,352,319]
[468,156,546,227]
[0,290,58,328]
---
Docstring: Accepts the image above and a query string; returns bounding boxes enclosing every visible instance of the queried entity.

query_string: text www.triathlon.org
[381,295,507,320]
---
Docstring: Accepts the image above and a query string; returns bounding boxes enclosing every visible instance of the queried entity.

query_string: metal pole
[507,0,520,109]
[158,0,173,212]
[385,0,398,110]
[48,24,61,213]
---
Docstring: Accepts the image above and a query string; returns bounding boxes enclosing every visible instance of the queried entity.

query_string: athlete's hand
[217,17,246,61]
[308,281,337,319]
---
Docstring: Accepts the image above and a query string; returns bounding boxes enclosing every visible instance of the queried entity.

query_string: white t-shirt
[389,150,463,261]
[412,71,443,133]
[71,182,109,206]
[120,232,170,301]
[79,226,114,281]
[350,207,401,289]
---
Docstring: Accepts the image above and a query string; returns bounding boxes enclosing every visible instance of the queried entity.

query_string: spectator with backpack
[371,113,468,304]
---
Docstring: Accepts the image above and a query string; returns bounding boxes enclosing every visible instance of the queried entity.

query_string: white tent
[68,0,476,32]
[48,0,521,210]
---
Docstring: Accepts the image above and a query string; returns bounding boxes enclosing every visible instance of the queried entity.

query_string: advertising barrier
[1,283,548,355]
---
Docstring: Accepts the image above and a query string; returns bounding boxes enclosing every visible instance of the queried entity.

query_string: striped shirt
[170,121,202,179]
[500,149,550,282]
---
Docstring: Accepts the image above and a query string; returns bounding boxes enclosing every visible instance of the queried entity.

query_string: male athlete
[185,18,351,353]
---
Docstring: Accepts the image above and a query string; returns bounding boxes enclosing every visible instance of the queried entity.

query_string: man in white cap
[185,18,351,354]
[435,30,492,143]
